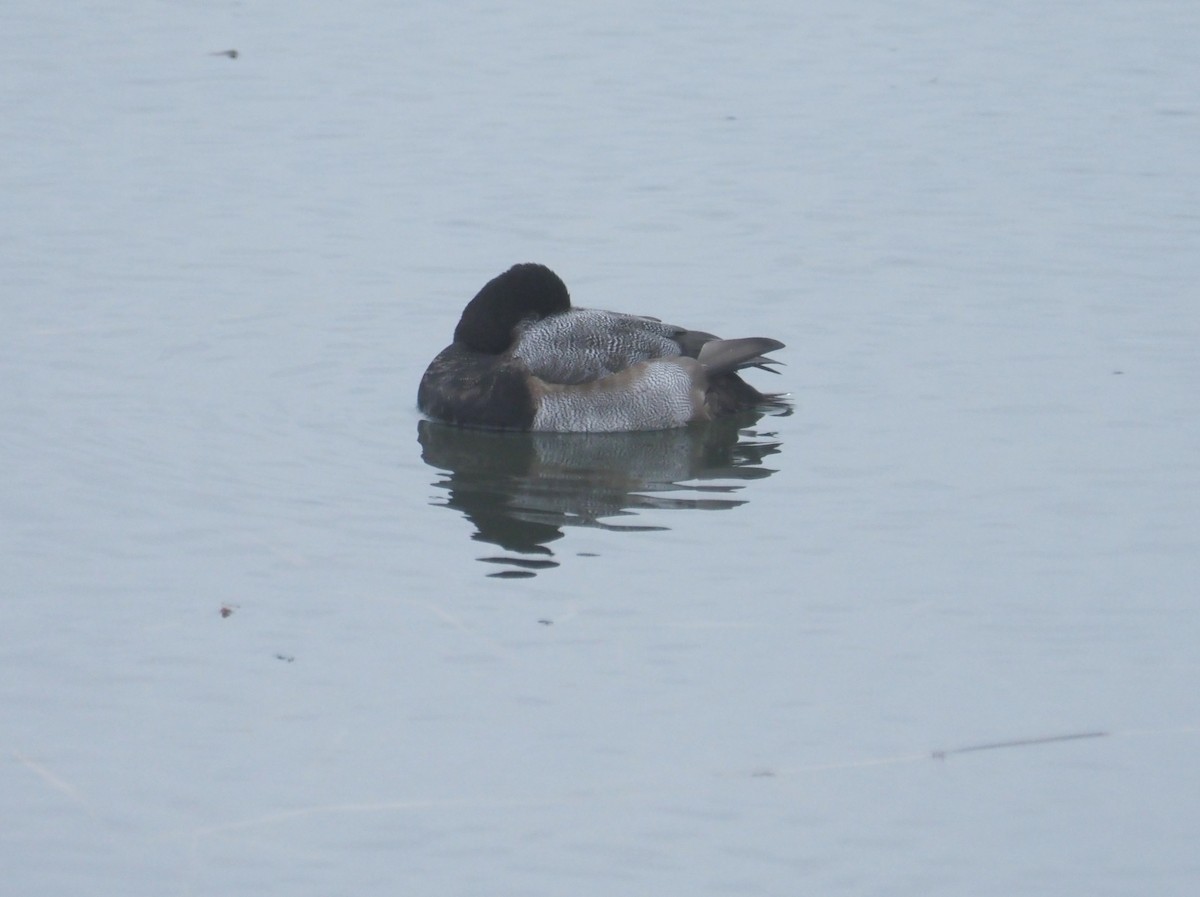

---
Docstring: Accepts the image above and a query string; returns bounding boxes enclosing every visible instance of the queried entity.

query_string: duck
[417,263,785,432]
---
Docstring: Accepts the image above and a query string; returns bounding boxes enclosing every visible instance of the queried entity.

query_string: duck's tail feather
[696,337,786,377]
[746,357,785,374]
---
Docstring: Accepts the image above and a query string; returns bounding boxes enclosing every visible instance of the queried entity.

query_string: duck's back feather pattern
[513,309,682,385]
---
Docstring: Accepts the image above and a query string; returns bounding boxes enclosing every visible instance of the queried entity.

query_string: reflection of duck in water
[419,264,785,432]
[418,415,785,578]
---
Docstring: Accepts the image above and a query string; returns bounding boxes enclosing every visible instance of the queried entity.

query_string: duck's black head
[453,263,571,354]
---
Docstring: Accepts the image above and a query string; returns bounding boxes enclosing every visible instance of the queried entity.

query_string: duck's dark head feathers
[453,263,571,354]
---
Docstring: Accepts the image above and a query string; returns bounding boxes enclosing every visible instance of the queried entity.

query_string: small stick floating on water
[931,730,1109,760]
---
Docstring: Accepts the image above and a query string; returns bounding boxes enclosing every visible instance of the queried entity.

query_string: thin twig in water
[931,730,1109,760]
[12,751,96,818]
[752,728,1148,778]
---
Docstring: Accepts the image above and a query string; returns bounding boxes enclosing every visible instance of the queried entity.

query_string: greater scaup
[418,263,785,432]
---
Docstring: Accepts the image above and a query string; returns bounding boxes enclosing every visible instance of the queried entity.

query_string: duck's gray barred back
[514,309,682,384]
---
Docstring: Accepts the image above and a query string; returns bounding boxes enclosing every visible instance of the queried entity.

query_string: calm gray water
[4,1,1199,894]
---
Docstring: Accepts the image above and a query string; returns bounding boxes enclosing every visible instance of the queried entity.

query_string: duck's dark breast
[418,344,536,430]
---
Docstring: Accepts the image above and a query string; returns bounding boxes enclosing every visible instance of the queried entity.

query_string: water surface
[3,1,1199,895]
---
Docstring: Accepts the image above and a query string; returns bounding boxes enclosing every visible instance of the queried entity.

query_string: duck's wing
[512,309,683,385]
